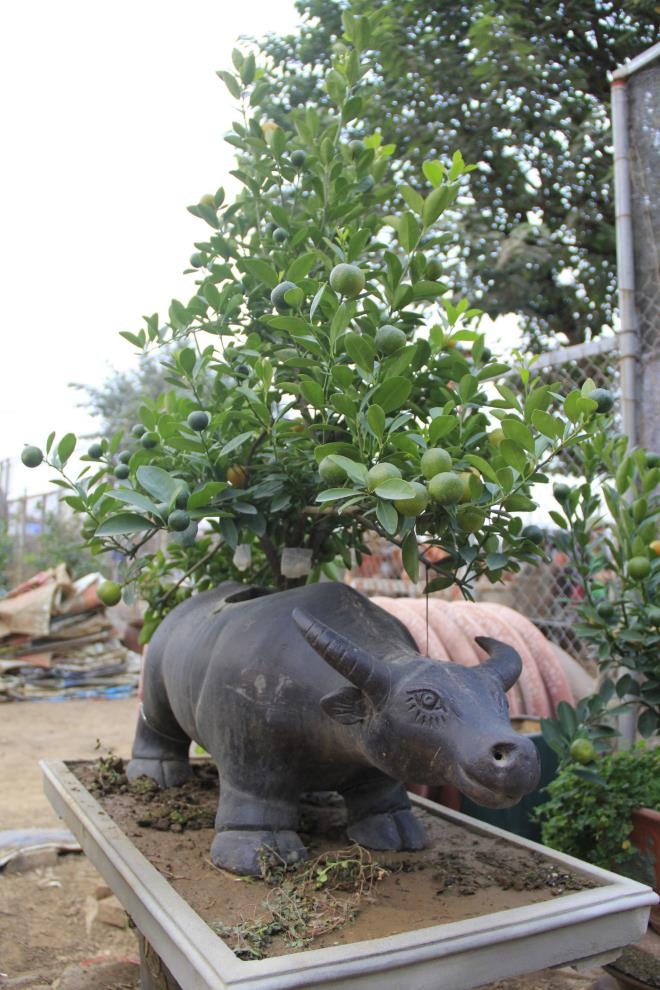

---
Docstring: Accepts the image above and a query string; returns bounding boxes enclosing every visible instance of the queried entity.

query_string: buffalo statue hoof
[210,828,308,877]
[126,758,192,788]
[347,809,427,851]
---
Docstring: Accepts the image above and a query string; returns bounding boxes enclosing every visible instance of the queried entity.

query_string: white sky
[1,0,300,497]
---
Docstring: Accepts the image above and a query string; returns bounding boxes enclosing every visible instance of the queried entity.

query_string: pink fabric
[479,603,574,712]
[449,602,550,717]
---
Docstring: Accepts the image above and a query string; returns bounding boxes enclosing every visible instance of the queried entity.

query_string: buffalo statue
[127,581,540,876]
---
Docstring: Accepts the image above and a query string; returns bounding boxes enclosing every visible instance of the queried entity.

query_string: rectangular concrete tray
[42,759,657,990]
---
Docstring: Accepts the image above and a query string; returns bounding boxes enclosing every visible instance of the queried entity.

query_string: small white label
[280,547,313,578]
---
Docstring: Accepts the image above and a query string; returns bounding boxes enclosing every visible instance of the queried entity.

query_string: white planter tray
[41,759,657,990]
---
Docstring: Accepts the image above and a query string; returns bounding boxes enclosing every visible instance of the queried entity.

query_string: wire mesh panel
[531,337,621,477]
[628,58,660,451]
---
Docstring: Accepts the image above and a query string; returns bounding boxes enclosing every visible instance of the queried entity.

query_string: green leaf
[331,365,354,389]
[371,377,411,414]
[540,717,566,757]
[316,487,358,503]
[136,466,181,503]
[342,94,363,122]
[532,409,563,440]
[111,490,160,514]
[376,498,398,535]
[240,52,255,86]
[300,379,325,408]
[425,574,455,593]
[314,442,361,463]
[344,332,374,372]
[310,284,326,321]
[464,454,498,483]
[402,530,419,583]
[367,404,386,440]
[219,431,254,458]
[499,439,527,474]
[96,512,154,536]
[638,708,658,738]
[330,302,357,346]
[287,252,318,282]
[119,330,145,348]
[397,211,421,252]
[179,348,196,374]
[57,433,76,468]
[564,389,583,423]
[422,160,444,187]
[331,394,357,418]
[329,455,367,486]
[239,258,278,288]
[556,701,578,737]
[217,70,241,99]
[399,185,424,215]
[188,482,228,510]
[374,478,416,500]
[168,299,189,329]
[525,386,553,418]
[476,362,511,382]
[219,517,239,548]
[410,280,449,301]
[502,418,535,453]
[503,493,537,511]
[422,181,459,226]
[486,552,507,571]
[429,415,458,443]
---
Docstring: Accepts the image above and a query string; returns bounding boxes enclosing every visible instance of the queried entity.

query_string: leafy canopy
[27,15,609,637]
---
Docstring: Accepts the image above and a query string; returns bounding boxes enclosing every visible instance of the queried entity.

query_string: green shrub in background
[21,13,609,642]
[535,744,660,883]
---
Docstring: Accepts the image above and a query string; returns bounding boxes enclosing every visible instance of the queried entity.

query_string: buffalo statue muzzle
[127,581,540,876]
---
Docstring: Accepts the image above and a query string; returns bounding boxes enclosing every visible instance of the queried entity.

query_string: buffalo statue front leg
[211,777,307,876]
[342,770,427,851]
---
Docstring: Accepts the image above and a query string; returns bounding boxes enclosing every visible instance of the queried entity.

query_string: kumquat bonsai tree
[21,12,613,644]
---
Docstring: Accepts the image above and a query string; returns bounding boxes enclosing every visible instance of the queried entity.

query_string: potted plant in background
[19,12,608,645]
[535,435,659,929]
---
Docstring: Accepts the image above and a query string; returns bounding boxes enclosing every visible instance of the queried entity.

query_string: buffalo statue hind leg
[342,771,427,851]
[211,776,307,876]
[126,707,193,788]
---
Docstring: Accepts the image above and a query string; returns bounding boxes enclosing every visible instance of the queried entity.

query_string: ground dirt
[0,696,657,989]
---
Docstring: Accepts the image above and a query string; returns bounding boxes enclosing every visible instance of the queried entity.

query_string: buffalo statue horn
[475,636,522,691]
[292,608,390,705]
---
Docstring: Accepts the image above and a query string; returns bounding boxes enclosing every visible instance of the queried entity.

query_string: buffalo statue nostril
[490,741,517,765]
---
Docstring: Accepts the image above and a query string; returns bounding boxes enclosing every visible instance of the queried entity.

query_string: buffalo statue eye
[409,688,444,711]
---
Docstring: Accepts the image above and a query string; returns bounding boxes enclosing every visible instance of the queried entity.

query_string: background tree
[259,0,658,347]
[72,350,173,441]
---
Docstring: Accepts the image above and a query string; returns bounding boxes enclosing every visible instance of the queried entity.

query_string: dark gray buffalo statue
[127,581,540,875]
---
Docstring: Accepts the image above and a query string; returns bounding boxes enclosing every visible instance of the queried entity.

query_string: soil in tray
[71,758,598,961]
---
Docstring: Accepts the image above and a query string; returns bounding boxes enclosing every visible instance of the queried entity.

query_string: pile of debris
[0,565,139,701]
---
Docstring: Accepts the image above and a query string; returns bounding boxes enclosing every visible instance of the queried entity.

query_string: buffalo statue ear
[475,636,522,691]
[321,686,368,725]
